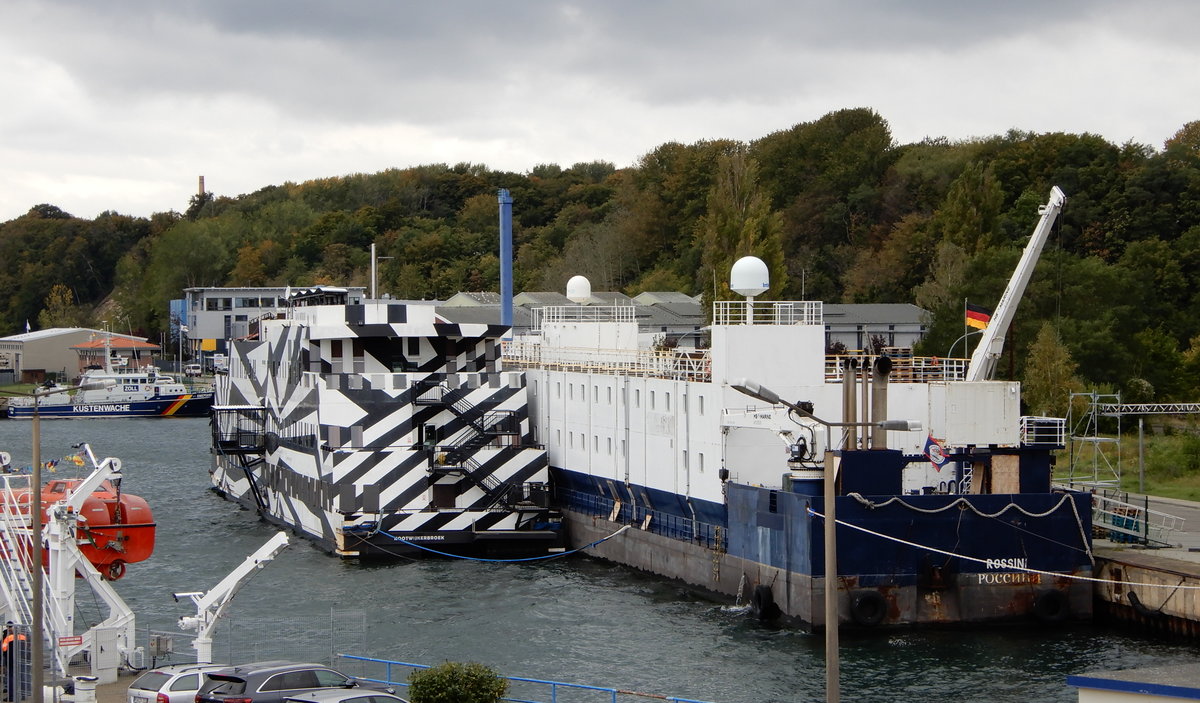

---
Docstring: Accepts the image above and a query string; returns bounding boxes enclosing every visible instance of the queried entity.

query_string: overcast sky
[2,1,1197,223]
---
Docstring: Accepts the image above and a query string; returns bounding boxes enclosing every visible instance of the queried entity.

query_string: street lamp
[730,378,920,703]
[0,379,114,703]
[947,329,983,359]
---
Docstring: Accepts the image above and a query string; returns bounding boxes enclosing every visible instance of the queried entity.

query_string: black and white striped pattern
[211,301,562,557]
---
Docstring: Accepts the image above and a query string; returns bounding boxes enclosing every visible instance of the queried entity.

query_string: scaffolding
[1065,390,1122,489]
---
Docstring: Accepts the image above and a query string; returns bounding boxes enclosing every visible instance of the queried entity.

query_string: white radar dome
[566,275,592,303]
[730,256,769,297]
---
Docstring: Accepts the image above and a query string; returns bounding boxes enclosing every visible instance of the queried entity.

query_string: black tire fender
[751,584,782,621]
[849,589,887,626]
[1032,588,1069,623]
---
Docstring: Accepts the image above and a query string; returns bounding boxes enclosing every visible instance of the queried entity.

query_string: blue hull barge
[506,187,1091,627]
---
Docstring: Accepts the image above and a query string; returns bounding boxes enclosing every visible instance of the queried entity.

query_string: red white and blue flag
[924,435,948,470]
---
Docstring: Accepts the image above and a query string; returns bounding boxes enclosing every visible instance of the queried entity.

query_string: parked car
[284,688,409,703]
[195,662,394,703]
[184,364,203,377]
[128,663,224,703]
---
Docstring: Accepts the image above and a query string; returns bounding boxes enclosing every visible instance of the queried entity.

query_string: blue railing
[554,488,725,550]
[338,654,716,703]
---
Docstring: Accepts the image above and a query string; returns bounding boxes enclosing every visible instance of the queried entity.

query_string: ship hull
[556,468,1093,627]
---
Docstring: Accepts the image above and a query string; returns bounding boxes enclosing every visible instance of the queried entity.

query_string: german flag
[966,302,992,330]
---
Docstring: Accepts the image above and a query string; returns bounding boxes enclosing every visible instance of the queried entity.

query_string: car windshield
[130,671,172,692]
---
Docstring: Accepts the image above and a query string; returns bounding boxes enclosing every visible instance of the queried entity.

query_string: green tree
[1022,322,1079,416]
[407,662,507,703]
[695,149,786,302]
[37,284,87,329]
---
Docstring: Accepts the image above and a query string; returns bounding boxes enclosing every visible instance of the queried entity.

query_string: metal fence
[339,654,717,703]
[138,610,367,668]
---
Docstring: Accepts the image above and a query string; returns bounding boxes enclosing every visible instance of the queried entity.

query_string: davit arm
[174,531,289,663]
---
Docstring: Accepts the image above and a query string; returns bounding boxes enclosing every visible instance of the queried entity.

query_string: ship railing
[557,487,725,550]
[502,341,713,383]
[823,352,969,382]
[0,474,36,633]
[1021,416,1066,447]
[338,654,717,703]
[712,300,822,326]
[211,405,267,454]
[531,305,637,332]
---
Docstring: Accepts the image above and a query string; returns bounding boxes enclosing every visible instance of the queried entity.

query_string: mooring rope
[808,507,1200,591]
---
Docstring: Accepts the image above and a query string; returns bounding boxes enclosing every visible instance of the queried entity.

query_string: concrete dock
[1092,492,1200,637]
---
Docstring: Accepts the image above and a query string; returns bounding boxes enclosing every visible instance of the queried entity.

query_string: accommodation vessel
[502,188,1093,627]
[209,287,564,558]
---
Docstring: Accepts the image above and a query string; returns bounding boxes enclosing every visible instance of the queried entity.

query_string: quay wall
[1094,548,1200,638]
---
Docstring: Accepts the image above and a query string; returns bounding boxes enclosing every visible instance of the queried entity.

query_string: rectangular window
[532,380,537,397]
[607,437,612,455]
[607,387,612,404]
[650,390,656,410]
[699,395,705,415]
[569,384,574,400]
[699,453,705,472]
[557,382,562,398]
[683,450,688,468]
[556,429,561,445]
[665,392,671,411]
[635,389,641,407]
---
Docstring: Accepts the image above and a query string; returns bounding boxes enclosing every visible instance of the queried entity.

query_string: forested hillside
[3,108,1200,413]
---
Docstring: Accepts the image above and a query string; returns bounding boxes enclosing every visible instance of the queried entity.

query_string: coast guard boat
[6,333,212,419]
[501,186,1093,627]
[209,287,564,558]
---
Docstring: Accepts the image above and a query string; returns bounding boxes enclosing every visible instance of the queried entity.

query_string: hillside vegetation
[4,108,1200,415]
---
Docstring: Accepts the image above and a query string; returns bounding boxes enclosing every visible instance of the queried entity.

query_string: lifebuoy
[106,560,126,581]
[1032,589,1068,623]
[850,589,887,626]
[750,584,782,621]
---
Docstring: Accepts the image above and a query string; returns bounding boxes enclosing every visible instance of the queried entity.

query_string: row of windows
[533,380,706,415]
[202,297,279,311]
[556,430,706,471]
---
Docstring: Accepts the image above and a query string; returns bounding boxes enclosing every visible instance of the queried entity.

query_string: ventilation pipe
[870,356,893,449]
[498,189,513,331]
[842,358,858,450]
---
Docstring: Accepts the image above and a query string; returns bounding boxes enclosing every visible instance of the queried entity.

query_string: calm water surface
[0,418,1194,703]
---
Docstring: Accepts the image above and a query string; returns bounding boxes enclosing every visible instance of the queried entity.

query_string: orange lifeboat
[9,479,156,580]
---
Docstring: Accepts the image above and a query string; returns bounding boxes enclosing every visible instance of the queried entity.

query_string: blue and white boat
[6,355,213,419]
[500,187,1093,627]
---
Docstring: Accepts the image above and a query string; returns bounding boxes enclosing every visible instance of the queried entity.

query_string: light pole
[946,329,983,359]
[0,379,113,703]
[731,379,920,703]
[370,243,394,300]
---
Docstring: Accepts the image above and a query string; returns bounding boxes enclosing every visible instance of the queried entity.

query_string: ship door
[420,424,438,451]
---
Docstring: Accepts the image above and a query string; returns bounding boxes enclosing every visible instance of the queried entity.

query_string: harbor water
[0,418,1196,703]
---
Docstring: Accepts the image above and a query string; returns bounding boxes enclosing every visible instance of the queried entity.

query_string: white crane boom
[174,531,288,663]
[965,186,1066,382]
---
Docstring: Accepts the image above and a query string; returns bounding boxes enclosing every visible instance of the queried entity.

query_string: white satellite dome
[566,275,592,303]
[730,256,769,297]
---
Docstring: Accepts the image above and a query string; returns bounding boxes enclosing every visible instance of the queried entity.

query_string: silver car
[128,664,225,703]
[284,689,409,703]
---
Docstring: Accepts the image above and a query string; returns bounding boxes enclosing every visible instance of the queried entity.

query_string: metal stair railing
[1088,490,1184,546]
[0,475,35,628]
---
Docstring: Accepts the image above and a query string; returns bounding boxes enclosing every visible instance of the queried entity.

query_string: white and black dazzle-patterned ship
[209,286,564,558]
